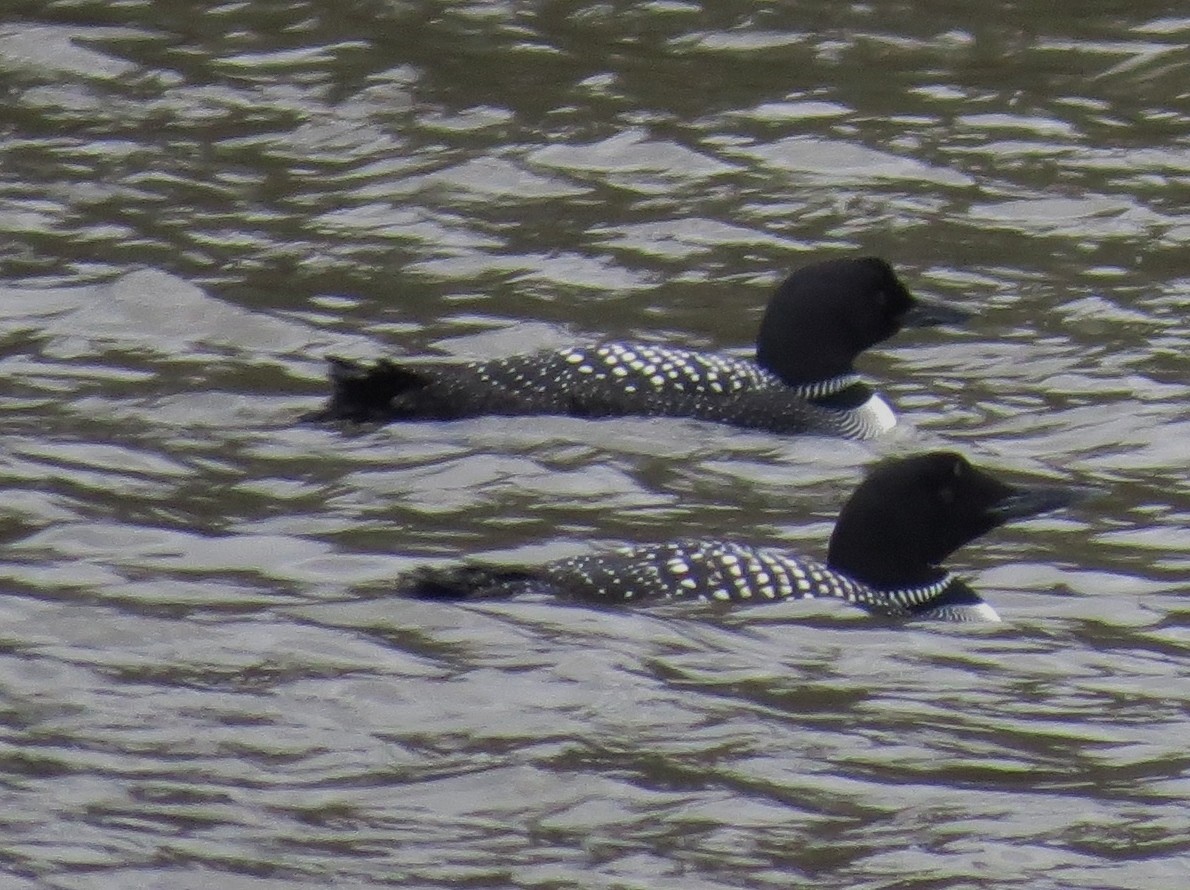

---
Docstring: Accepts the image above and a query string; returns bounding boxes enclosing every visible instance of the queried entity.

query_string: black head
[755,257,967,386]
[827,452,1079,590]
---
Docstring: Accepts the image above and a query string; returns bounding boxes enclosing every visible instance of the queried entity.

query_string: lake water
[0,2,1187,888]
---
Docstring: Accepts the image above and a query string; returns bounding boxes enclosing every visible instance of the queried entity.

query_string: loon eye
[938,486,955,505]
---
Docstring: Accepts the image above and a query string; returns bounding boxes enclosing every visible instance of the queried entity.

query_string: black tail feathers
[303,357,428,423]
[403,565,545,600]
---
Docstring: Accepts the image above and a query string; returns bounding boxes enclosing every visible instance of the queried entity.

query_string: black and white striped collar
[886,574,1003,623]
[790,373,864,402]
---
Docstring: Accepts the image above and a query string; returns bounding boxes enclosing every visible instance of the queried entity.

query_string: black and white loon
[403,452,1079,622]
[306,257,967,438]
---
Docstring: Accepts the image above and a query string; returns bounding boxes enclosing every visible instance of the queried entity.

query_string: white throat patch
[856,393,897,437]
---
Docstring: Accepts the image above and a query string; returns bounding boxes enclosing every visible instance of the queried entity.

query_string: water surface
[0,2,1187,888]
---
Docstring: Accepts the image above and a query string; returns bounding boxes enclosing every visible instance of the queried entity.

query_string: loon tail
[303,357,429,423]
[403,565,544,600]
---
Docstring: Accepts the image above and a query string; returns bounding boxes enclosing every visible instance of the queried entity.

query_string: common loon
[403,452,1079,622]
[306,257,967,438]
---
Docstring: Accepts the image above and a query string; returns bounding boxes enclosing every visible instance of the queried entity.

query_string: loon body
[307,257,966,438]
[405,453,1079,622]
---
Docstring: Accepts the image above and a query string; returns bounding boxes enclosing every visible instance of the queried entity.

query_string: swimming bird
[306,257,967,438]
[403,452,1079,622]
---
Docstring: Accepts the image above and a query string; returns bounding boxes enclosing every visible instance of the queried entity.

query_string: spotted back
[446,342,779,413]
[560,343,776,396]
[542,540,873,606]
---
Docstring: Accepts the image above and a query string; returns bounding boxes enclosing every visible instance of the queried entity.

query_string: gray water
[0,2,1187,888]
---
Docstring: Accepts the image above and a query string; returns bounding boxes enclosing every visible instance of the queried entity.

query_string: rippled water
[0,2,1187,887]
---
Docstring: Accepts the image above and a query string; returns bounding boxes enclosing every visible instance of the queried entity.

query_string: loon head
[755,257,968,387]
[826,451,1080,598]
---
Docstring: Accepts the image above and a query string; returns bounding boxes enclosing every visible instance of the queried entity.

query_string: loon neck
[757,349,859,392]
[827,529,951,596]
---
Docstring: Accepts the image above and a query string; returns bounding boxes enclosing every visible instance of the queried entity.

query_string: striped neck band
[792,373,863,401]
[879,574,955,611]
